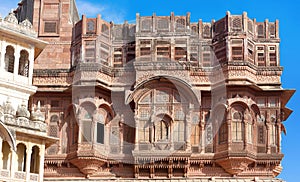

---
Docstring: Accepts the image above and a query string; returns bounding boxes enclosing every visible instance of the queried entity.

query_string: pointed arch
[4,45,15,73]
[0,120,16,151]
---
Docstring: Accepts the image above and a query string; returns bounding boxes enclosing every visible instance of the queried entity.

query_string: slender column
[244,122,248,150]
[227,117,232,151]
[119,115,124,154]
[134,116,139,151]
[266,123,271,154]
[28,46,35,84]
[25,145,32,182]
[277,122,281,153]
[10,148,17,179]
[200,122,205,153]
[39,143,45,182]
[105,124,109,151]
[13,45,20,77]
[185,113,191,151]
[170,122,174,150]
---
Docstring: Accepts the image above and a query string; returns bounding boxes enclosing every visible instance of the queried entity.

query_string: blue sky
[1,0,299,181]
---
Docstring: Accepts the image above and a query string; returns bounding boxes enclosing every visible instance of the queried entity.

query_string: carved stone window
[176,18,185,30]
[157,19,169,30]
[191,25,198,35]
[203,25,211,38]
[140,47,151,56]
[44,21,57,33]
[248,20,253,33]
[5,46,14,73]
[41,3,59,35]
[155,120,168,141]
[139,120,150,142]
[87,20,95,33]
[174,121,184,142]
[156,90,170,103]
[2,141,11,169]
[232,17,242,31]
[16,143,27,172]
[191,124,200,146]
[232,47,243,61]
[141,19,151,31]
[269,24,276,38]
[219,119,228,144]
[102,24,109,35]
[30,146,40,174]
[258,125,265,144]
[18,50,29,77]
[232,112,244,142]
[269,53,277,66]
[257,52,265,66]
[257,24,265,38]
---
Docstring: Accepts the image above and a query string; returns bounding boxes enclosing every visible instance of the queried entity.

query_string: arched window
[219,119,228,144]
[141,19,151,31]
[80,103,96,142]
[47,115,59,155]
[18,50,29,77]
[2,141,11,169]
[257,24,264,38]
[174,120,184,142]
[94,108,111,144]
[155,120,168,141]
[102,24,109,35]
[30,146,40,173]
[176,18,185,29]
[191,124,200,146]
[203,25,211,38]
[16,143,27,172]
[5,46,15,73]
[245,112,253,144]
[232,111,244,142]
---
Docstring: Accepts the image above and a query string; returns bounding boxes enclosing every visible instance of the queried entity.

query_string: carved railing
[4,115,47,132]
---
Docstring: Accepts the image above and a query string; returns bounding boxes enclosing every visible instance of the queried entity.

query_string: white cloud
[76,0,126,24]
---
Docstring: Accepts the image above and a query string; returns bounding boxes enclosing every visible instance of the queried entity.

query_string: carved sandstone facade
[11,0,294,181]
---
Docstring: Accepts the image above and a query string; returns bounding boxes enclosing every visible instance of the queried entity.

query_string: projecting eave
[282,107,293,121]
[0,24,48,59]
[16,130,59,148]
[280,89,295,107]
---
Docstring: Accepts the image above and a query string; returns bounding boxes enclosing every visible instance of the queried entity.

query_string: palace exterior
[0,0,295,181]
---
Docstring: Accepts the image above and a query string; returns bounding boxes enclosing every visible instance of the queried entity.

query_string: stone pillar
[170,122,174,150]
[28,46,35,84]
[185,109,192,151]
[200,122,205,153]
[10,149,17,179]
[105,124,109,151]
[134,116,139,151]
[25,145,32,182]
[266,123,271,154]
[277,122,281,153]
[39,143,46,182]
[244,122,248,150]
[227,116,232,151]
[82,15,87,35]
[13,45,21,77]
